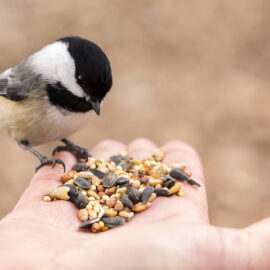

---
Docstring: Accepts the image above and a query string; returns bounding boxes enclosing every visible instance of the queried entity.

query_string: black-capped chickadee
[0,36,112,171]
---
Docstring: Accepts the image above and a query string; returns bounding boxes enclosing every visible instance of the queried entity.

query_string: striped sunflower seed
[103,173,118,188]
[141,186,154,204]
[74,177,91,189]
[116,176,129,185]
[74,191,88,209]
[79,217,100,229]
[90,169,105,179]
[101,217,125,228]
[72,163,88,172]
[120,194,133,210]
[170,168,189,181]
[128,186,140,202]
[154,188,174,197]
[110,155,121,165]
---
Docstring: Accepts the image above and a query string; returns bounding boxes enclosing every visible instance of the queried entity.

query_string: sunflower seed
[101,217,125,228]
[187,179,201,187]
[110,155,121,165]
[90,169,105,179]
[103,173,118,188]
[163,178,176,189]
[154,188,174,197]
[116,176,129,185]
[120,194,134,210]
[74,191,88,209]
[79,217,100,229]
[74,177,91,189]
[170,168,189,181]
[72,163,88,172]
[58,184,78,202]
[128,186,141,202]
[141,186,154,204]
[118,161,129,170]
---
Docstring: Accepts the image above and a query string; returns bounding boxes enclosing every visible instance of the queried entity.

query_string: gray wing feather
[0,78,8,95]
[0,63,38,101]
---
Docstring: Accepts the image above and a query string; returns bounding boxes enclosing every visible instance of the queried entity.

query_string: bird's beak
[90,99,100,115]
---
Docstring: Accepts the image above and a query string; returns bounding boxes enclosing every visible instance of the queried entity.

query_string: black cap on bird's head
[46,36,112,115]
[61,36,112,115]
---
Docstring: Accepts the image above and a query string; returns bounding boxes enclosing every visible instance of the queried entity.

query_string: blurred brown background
[0,0,269,227]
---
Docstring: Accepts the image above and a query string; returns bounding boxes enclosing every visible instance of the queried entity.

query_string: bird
[0,36,112,172]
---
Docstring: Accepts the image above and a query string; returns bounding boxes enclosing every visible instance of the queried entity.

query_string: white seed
[43,195,51,202]
[102,195,110,200]
[172,163,187,170]
[119,150,127,157]
[78,209,88,221]
[91,185,97,191]
[86,204,92,210]
[88,196,95,201]
[90,164,96,169]
[88,209,97,219]
[93,204,101,213]
[77,171,93,178]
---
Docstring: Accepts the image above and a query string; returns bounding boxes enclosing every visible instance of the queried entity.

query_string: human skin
[0,138,269,269]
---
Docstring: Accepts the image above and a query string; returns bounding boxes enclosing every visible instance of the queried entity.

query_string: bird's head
[31,36,112,115]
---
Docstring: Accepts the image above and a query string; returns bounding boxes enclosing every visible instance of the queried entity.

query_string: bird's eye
[77,75,84,83]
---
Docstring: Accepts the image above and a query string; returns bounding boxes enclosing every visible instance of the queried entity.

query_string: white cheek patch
[30,41,85,98]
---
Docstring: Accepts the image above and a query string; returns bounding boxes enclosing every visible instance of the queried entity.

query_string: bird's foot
[35,157,66,172]
[20,141,66,173]
[52,138,90,162]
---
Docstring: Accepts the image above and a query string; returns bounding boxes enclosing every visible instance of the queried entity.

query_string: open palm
[0,138,269,270]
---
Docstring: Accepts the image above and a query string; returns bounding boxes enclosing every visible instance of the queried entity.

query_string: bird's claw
[35,157,66,172]
[52,139,90,161]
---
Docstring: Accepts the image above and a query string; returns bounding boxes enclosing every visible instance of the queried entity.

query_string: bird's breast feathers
[0,95,93,145]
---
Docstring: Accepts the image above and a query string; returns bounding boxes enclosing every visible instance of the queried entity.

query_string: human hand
[0,138,269,269]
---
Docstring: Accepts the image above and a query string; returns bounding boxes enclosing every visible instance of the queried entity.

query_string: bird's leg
[52,138,90,161]
[20,140,66,172]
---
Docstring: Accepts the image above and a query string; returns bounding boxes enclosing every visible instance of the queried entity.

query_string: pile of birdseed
[43,149,200,233]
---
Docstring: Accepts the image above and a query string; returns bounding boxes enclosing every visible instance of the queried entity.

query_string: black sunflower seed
[118,161,129,170]
[103,173,118,188]
[110,155,121,165]
[163,179,176,189]
[154,188,174,197]
[116,177,129,185]
[74,191,88,209]
[141,186,154,204]
[120,194,133,210]
[90,169,105,179]
[101,217,125,228]
[79,217,100,229]
[187,179,201,187]
[128,186,140,202]
[74,177,91,189]
[170,168,189,181]
[72,163,88,172]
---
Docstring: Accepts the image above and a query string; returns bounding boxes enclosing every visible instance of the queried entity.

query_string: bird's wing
[0,68,29,101]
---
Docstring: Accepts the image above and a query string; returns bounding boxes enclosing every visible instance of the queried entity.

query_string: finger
[5,151,80,229]
[127,138,157,160]
[91,140,126,159]
[162,140,208,223]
